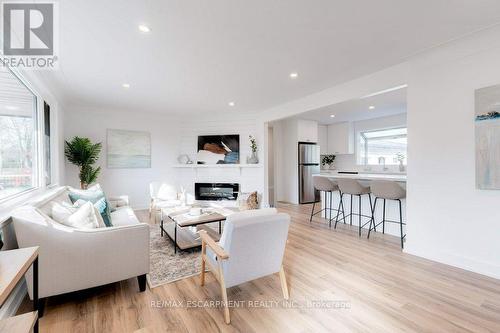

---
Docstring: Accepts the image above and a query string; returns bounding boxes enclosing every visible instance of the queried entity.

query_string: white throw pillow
[72,199,106,228]
[51,201,100,229]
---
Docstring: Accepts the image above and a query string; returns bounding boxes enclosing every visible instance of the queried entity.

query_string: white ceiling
[296,86,407,125]
[41,0,500,114]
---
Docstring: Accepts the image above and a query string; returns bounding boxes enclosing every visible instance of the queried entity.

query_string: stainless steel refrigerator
[298,142,320,204]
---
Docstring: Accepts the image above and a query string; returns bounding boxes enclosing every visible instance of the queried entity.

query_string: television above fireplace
[195,183,240,201]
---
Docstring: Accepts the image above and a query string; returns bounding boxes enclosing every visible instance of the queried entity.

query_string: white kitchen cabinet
[297,119,318,143]
[318,125,328,154]
[327,122,354,154]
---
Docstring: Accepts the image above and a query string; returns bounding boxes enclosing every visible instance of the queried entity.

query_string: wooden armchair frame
[199,230,289,325]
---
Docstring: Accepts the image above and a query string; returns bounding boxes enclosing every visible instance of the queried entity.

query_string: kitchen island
[312,172,406,237]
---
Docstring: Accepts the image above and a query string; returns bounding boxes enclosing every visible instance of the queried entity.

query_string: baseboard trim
[405,245,500,280]
[0,280,27,319]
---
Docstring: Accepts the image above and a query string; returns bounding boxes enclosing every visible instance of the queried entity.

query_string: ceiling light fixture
[369,105,375,110]
[138,24,151,33]
[330,114,335,118]
[289,72,298,79]
[122,83,130,88]
[228,102,235,107]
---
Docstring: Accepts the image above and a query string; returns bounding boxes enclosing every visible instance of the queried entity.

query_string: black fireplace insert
[195,183,240,201]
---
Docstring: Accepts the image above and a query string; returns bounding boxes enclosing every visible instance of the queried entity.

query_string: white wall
[272,118,299,204]
[261,25,500,279]
[64,107,181,209]
[406,26,500,278]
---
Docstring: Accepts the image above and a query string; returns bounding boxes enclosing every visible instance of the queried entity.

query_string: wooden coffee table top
[169,211,226,227]
[162,206,238,227]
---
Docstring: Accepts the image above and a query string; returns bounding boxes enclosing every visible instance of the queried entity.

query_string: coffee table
[160,207,234,253]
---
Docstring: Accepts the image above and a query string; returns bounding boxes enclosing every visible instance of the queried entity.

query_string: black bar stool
[309,176,345,228]
[367,180,406,248]
[336,178,374,236]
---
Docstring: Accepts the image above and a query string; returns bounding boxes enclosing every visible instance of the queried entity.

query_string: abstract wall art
[107,129,151,168]
[197,135,239,164]
[475,84,500,189]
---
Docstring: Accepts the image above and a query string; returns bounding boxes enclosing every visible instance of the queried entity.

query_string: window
[44,102,51,186]
[0,66,39,201]
[358,127,407,166]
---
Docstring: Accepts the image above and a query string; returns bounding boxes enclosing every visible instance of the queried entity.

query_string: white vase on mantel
[247,151,259,164]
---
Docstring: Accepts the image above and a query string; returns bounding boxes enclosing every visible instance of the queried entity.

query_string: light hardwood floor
[19,203,500,332]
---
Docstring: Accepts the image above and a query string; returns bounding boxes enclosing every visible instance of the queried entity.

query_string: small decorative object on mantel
[396,152,406,172]
[321,154,336,170]
[177,154,193,164]
[247,135,259,164]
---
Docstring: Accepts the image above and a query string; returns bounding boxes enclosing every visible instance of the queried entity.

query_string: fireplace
[195,183,240,201]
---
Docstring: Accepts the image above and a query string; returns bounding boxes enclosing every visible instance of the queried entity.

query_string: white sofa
[11,186,150,309]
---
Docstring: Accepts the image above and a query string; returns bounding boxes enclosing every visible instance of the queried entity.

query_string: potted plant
[247,135,258,164]
[321,154,336,170]
[65,137,102,189]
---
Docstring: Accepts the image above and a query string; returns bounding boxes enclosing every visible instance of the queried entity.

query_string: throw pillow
[68,184,113,227]
[247,191,259,209]
[52,201,100,229]
[72,199,106,228]
[238,191,259,210]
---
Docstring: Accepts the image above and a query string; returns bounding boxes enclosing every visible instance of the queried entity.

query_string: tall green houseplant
[65,137,102,189]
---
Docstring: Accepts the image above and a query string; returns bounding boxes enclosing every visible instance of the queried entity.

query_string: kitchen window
[358,127,407,166]
[0,66,40,201]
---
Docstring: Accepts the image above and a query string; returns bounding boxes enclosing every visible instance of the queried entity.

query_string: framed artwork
[475,84,500,189]
[107,129,151,168]
[197,135,239,164]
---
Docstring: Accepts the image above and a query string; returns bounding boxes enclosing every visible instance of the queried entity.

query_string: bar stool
[335,178,374,237]
[367,180,406,248]
[309,176,345,228]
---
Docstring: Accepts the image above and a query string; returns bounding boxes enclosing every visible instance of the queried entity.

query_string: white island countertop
[315,171,406,182]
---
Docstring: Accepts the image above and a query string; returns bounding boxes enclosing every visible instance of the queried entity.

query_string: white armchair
[199,208,290,324]
[149,182,181,222]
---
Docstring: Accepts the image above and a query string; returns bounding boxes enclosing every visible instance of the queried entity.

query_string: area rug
[147,225,202,288]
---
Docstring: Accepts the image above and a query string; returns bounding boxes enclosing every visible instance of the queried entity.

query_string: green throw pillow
[68,185,113,227]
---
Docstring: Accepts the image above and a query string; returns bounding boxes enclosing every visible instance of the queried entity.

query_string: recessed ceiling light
[289,72,298,79]
[122,83,130,88]
[138,24,151,33]
[5,105,19,110]
[228,102,235,107]
[330,114,335,118]
[369,105,375,110]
